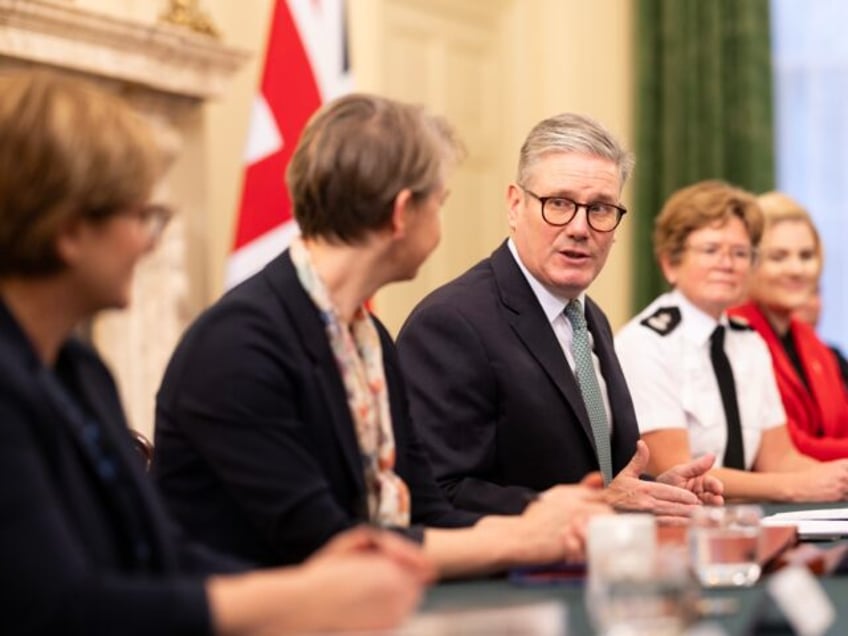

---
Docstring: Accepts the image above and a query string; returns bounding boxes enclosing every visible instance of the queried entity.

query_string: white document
[399,601,567,636]
[762,508,848,539]
[765,507,848,521]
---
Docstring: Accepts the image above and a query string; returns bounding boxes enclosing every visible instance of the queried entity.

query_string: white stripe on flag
[288,0,352,101]
[225,220,301,289]
[244,94,284,164]
[226,0,353,291]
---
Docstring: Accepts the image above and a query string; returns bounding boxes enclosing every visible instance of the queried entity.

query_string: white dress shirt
[507,239,613,429]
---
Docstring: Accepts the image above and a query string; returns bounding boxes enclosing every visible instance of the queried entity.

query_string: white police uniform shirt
[614,289,784,469]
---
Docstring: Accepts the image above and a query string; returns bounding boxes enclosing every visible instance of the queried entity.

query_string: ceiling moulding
[0,0,250,100]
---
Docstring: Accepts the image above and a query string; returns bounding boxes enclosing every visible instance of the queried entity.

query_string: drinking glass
[586,515,698,635]
[689,505,763,588]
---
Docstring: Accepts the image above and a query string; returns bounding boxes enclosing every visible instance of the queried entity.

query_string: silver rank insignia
[640,306,681,336]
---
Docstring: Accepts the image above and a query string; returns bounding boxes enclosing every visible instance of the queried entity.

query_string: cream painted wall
[73,0,635,331]
[197,0,276,296]
[350,0,636,333]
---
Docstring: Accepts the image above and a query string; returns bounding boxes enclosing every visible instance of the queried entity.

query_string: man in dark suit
[397,113,724,516]
[154,94,611,579]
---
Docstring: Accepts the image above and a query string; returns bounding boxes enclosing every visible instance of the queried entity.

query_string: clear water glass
[587,516,698,635]
[689,505,763,588]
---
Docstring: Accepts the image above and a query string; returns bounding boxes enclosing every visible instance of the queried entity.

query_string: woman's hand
[208,526,433,635]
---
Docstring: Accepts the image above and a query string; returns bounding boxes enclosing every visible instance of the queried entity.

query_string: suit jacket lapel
[584,298,638,468]
[584,300,619,419]
[490,243,597,448]
[48,345,179,569]
[0,301,177,570]
[263,252,367,500]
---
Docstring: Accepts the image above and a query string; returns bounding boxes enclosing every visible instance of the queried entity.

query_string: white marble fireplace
[0,0,250,438]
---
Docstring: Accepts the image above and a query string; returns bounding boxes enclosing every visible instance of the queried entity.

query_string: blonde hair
[653,180,764,265]
[0,70,161,276]
[756,191,823,271]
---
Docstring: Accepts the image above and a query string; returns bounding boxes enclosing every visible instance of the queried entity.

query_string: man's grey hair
[517,113,635,187]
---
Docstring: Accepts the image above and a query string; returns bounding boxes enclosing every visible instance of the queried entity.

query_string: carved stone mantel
[0,0,248,99]
[0,0,251,438]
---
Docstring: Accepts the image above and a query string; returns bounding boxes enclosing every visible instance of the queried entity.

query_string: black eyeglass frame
[521,187,627,232]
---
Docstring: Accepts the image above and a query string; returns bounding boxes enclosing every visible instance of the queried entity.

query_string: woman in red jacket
[730,192,848,460]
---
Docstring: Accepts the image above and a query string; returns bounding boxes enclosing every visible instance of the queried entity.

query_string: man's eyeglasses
[684,243,756,264]
[521,187,626,232]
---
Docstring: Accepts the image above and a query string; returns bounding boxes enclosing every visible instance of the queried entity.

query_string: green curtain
[632,0,775,313]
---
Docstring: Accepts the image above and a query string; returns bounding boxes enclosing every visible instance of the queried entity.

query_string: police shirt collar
[669,288,730,347]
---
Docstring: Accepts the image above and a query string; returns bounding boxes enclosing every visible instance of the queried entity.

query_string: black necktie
[710,326,745,469]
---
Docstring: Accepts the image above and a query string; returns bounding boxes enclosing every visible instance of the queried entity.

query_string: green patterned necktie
[565,299,613,485]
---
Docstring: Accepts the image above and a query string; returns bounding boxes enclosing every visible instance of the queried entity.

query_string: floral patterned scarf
[290,238,410,527]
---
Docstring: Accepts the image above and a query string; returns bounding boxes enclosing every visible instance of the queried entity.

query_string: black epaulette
[728,315,753,331]
[639,306,681,336]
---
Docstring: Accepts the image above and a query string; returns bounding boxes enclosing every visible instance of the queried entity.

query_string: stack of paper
[762,507,848,540]
[399,601,567,636]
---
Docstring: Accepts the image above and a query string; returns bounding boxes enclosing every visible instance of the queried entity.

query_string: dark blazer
[0,301,238,635]
[153,251,480,567]
[396,241,640,515]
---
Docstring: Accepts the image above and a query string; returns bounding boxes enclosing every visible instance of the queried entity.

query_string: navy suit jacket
[0,301,239,635]
[153,250,480,567]
[396,241,640,514]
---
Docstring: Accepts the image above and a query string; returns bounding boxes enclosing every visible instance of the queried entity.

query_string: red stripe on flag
[232,0,323,250]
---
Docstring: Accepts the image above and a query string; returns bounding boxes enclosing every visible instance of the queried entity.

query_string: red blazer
[730,302,848,460]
